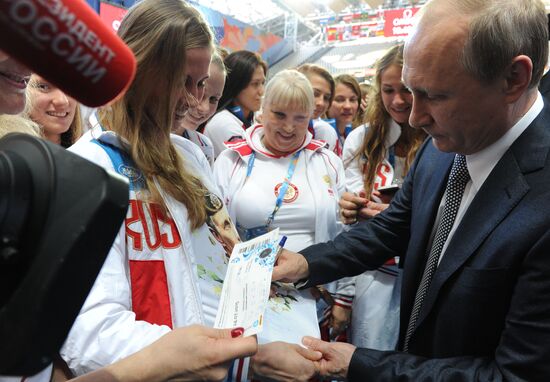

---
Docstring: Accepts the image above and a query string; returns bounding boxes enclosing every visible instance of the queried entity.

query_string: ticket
[214,228,281,336]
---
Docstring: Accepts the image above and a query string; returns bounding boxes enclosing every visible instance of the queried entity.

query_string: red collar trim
[225,139,253,156]
[305,139,327,152]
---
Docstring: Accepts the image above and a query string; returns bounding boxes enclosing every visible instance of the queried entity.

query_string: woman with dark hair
[326,74,362,156]
[204,50,267,158]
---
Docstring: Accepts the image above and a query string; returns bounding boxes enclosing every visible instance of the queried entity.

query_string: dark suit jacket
[539,71,550,100]
[301,102,550,381]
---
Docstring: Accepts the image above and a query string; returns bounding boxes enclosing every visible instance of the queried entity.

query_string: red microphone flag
[0,0,136,107]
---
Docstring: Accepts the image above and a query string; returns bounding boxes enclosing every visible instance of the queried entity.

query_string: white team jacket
[183,129,215,167]
[312,118,338,153]
[341,119,403,350]
[204,109,247,159]
[342,120,402,194]
[60,125,225,375]
[213,125,354,305]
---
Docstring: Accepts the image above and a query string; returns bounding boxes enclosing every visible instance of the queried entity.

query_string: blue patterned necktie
[403,154,470,352]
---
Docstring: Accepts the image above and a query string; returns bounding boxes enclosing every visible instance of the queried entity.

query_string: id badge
[236,223,270,241]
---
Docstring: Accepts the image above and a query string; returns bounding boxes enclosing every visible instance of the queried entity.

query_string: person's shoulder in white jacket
[312,118,338,152]
[204,109,246,159]
[342,123,368,193]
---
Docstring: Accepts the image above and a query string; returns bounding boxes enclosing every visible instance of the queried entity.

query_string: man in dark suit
[272,0,550,380]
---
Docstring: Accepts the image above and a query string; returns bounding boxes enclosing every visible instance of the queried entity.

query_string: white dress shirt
[433,92,544,264]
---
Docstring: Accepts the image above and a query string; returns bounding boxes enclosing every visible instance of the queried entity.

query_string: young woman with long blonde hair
[26,74,82,148]
[341,44,426,350]
[59,0,256,379]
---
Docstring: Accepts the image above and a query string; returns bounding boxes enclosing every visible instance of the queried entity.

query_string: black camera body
[0,134,128,375]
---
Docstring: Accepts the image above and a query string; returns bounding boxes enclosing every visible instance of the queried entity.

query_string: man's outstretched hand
[272,249,310,283]
[302,336,356,381]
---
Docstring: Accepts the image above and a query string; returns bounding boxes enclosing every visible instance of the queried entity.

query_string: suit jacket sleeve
[348,226,550,381]
[299,138,430,287]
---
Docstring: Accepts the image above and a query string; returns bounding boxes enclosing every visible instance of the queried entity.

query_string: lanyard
[245,149,302,226]
[308,119,315,138]
[229,105,253,129]
[333,123,352,150]
[92,138,146,191]
[388,145,395,168]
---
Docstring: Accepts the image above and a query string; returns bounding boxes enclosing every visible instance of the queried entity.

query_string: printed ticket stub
[214,228,281,337]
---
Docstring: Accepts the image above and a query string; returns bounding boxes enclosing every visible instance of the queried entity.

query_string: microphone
[0,0,136,107]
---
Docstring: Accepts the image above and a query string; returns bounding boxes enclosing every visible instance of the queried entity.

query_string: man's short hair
[422,0,548,88]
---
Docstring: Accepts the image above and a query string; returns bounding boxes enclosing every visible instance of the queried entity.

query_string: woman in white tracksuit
[58,1,260,380]
[340,44,426,350]
[297,63,338,152]
[173,51,227,167]
[214,70,355,345]
[204,50,267,158]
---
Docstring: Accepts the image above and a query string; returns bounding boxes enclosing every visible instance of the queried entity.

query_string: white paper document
[259,283,320,345]
[214,228,280,336]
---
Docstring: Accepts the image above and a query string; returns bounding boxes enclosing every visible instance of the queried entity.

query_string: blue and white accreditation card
[214,228,281,336]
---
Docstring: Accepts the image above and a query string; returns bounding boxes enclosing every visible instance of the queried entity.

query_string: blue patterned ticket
[214,228,280,336]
